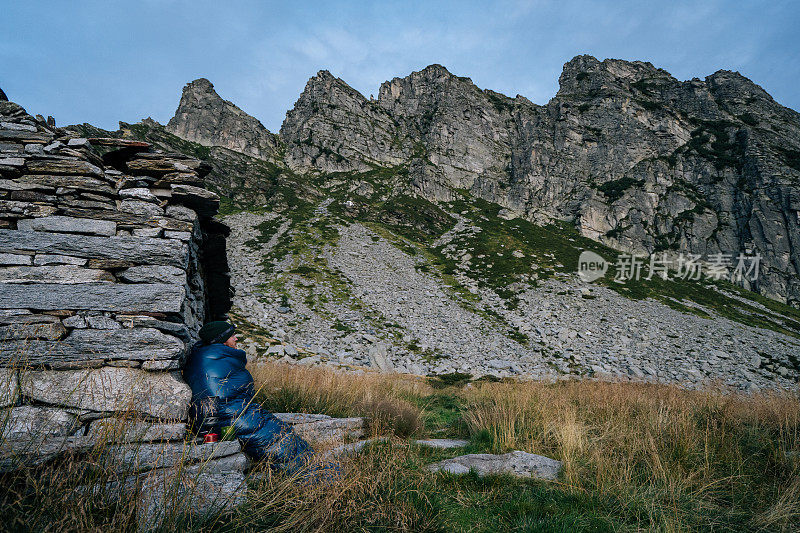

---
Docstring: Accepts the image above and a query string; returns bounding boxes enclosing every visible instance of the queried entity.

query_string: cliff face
[166,78,280,161]
[163,56,800,307]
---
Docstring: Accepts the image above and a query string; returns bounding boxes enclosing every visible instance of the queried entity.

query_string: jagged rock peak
[166,78,279,160]
[557,54,677,97]
[0,86,7,101]
[186,77,215,91]
[410,63,466,81]
[311,69,336,81]
[280,69,409,173]
[705,69,775,103]
[378,64,477,102]
[296,69,368,105]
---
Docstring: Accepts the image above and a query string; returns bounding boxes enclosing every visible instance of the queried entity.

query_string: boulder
[33,254,88,266]
[126,154,184,175]
[136,469,246,529]
[0,435,99,472]
[427,451,562,480]
[0,130,52,143]
[273,412,366,444]
[0,199,57,217]
[86,315,121,329]
[165,204,197,222]
[119,199,164,217]
[77,443,247,530]
[118,265,186,284]
[0,265,114,283]
[104,440,242,474]
[115,315,191,341]
[119,188,158,202]
[368,342,394,372]
[0,320,67,340]
[87,137,150,149]
[19,367,191,419]
[13,174,115,195]
[25,158,102,176]
[0,313,60,326]
[170,184,219,217]
[266,344,285,357]
[86,419,187,443]
[0,252,31,265]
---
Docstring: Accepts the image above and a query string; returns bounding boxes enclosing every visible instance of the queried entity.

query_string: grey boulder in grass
[427,450,563,480]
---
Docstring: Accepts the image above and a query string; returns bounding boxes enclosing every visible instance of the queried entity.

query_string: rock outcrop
[0,96,230,457]
[281,70,411,172]
[427,450,563,480]
[166,78,280,160]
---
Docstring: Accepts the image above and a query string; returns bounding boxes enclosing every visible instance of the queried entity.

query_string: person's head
[224,333,238,349]
[199,321,237,347]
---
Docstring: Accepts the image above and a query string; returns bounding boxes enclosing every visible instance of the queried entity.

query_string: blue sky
[1,1,797,132]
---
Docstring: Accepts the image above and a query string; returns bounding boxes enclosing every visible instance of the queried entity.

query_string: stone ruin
[0,92,374,523]
[0,93,232,467]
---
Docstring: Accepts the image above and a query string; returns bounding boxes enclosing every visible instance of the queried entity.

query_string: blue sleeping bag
[183,342,314,472]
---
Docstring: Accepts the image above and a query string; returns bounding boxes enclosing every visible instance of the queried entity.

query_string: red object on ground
[203,433,219,443]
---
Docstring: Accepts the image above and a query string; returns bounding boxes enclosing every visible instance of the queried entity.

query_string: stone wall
[0,95,230,456]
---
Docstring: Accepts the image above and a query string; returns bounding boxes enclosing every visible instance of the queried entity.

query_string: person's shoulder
[197,343,245,358]
[191,342,223,357]
[221,345,248,360]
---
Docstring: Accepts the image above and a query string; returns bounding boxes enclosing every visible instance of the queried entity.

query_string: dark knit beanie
[199,321,236,345]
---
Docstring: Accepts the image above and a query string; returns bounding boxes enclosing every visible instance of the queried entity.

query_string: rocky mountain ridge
[167,55,800,308]
[46,56,800,391]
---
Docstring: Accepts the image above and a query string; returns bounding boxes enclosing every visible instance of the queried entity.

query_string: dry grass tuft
[461,380,800,530]
[249,361,427,437]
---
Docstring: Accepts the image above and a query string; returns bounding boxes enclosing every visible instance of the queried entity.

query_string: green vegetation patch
[594,176,645,203]
[684,119,745,171]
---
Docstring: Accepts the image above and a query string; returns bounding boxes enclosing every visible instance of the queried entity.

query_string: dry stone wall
[0,95,230,459]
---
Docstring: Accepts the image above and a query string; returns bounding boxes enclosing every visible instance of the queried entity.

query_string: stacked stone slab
[0,95,230,456]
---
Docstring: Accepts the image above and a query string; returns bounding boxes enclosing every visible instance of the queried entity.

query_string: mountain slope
[69,116,800,390]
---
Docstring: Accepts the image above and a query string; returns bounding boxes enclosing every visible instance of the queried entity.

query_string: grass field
[231,363,800,532]
[2,362,799,532]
